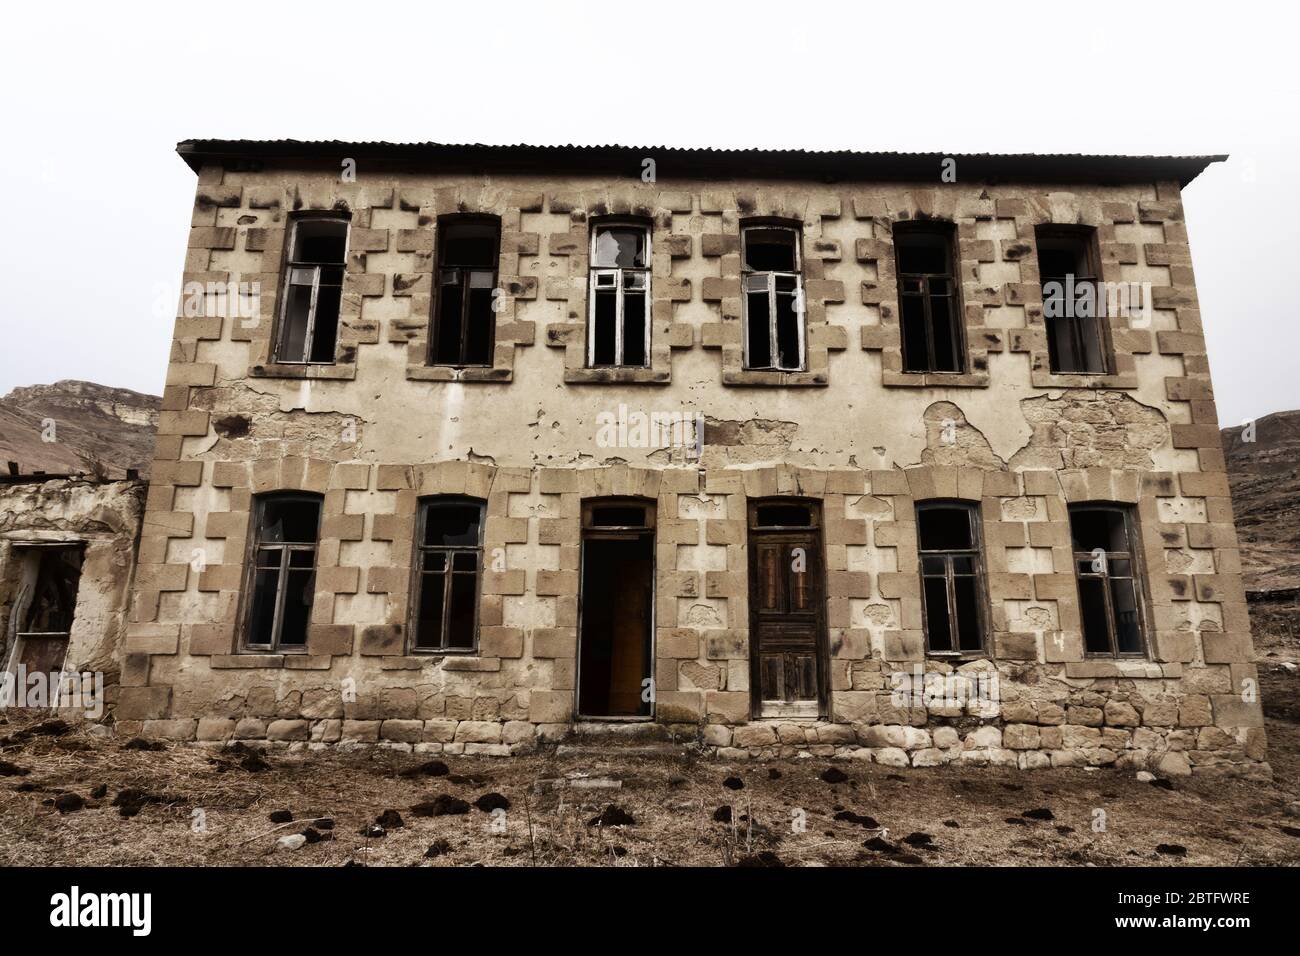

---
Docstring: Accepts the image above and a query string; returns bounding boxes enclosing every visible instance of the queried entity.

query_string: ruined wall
[0,478,146,713]
[119,161,1262,776]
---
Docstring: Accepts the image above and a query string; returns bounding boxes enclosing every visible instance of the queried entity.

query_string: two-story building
[116,140,1264,775]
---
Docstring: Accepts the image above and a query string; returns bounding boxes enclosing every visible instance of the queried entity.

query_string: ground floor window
[1069,504,1147,656]
[916,502,987,654]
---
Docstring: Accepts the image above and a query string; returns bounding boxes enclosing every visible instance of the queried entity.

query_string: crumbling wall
[0,478,145,714]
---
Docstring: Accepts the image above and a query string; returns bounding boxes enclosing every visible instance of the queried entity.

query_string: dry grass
[4,681,1300,869]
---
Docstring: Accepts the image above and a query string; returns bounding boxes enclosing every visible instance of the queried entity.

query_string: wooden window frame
[408,496,486,654]
[581,498,657,536]
[240,493,322,653]
[894,221,966,373]
[915,501,989,657]
[741,222,806,372]
[1069,503,1150,659]
[587,220,652,368]
[273,213,351,366]
[1036,224,1112,375]
[430,215,501,368]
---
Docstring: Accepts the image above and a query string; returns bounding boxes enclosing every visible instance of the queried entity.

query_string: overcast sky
[1,0,1293,427]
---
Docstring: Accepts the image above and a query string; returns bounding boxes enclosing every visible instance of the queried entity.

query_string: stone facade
[117,142,1263,776]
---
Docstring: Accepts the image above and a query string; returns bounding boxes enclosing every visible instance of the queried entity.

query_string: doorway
[577,499,654,718]
[4,544,83,684]
[747,500,827,718]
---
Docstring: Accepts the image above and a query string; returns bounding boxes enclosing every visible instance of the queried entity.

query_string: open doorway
[4,544,83,683]
[577,499,654,718]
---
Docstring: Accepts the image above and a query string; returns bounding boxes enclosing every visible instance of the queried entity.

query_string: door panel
[16,636,69,678]
[748,526,826,714]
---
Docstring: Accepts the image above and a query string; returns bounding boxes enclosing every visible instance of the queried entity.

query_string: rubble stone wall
[0,478,146,715]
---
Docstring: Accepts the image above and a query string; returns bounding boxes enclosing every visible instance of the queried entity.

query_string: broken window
[916,503,986,654]
[244,494,321,651]
[1036,226,1108,374]
[753,503,815,528]
[274,216,350,364]
[894,222,965,373]
[432,217,499,366]
[10,545,83,677]
[1069,505,1146,656]
[412,498,484,652]
[742,224,805,371]
[588,222,651,367]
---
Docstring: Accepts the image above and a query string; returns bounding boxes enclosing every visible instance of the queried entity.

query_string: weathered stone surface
[32,153,1258,778]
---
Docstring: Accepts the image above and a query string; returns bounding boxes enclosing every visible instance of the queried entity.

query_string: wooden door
[748,525,826,715]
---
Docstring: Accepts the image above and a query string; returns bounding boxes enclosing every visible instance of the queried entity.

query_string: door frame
[575,497,657,721]
[1,541,84,693]
[746,498,830,719]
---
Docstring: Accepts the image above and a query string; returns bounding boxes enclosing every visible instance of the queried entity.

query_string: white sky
[1,0,1294,426]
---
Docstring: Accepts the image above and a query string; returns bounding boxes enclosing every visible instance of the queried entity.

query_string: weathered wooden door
[747,501,826,717]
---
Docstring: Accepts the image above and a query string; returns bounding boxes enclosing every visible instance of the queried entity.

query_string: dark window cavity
[894,222,965,373]
[1036,227,1108,374]
[1070,505,1146,656]
[742,224,805,371]
[275,216,349,364]
[588,223,650,367]
[244,494,321,651]
[753,503,816,528]
[916,503,986,654]
[432,218,499,366]
[412,498,484,652]
[8,545,83,678]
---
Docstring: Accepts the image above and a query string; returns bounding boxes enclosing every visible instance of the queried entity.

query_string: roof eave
[175,140,1228,187]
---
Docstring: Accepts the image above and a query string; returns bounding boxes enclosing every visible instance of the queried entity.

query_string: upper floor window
[432,217,499,367]
[244,493,321,651]
[1036,226,1109,374]
[588,222,650,368]
[742,224,805,371]
[916,502,986,654]
[1069,504,1146,657]
[411,498,485,652]
[274,215,349,364]
[895,222,964,373]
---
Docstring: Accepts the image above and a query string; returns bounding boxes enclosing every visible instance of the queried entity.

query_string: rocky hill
[1222,410,1300,594]
[0,380,160,479]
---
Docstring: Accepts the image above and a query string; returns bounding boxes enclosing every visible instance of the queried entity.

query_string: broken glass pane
[593,227,647,268]
[743,228,797,272]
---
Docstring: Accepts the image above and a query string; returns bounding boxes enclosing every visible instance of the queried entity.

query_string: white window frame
[274,215,351,365]
[741,224,806,372]
[587,221,652,368]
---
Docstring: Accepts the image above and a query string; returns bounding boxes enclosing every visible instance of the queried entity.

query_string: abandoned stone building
[104,140,1263,775]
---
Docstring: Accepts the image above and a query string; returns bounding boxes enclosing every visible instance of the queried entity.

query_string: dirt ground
[2,668,1299,868]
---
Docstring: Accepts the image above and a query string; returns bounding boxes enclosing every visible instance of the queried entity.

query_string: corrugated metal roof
[175,140,1227,186]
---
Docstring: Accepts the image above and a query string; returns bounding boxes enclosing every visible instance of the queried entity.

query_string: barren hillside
[0,380,160,479]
